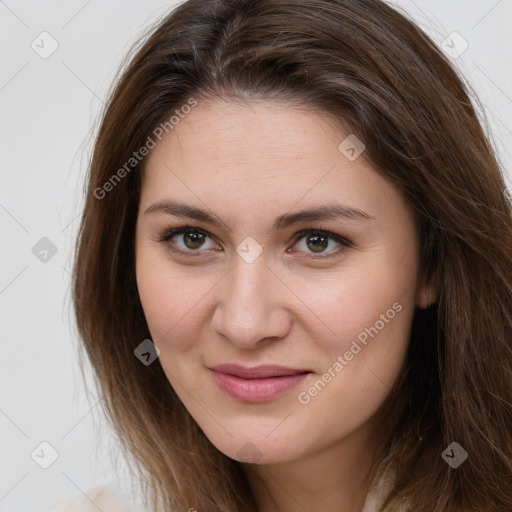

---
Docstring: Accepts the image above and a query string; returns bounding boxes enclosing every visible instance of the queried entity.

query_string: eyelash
[156,225,352,260]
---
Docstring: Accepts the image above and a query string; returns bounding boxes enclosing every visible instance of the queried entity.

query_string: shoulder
[47,485,137,512]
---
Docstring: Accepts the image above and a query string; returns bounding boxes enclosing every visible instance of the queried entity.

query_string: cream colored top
[48,486,135,512]
[48,466,399,512]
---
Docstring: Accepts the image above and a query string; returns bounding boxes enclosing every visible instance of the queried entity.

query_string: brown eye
[291,229,352,258]
[159,226,219,255]
[182,230,206,250]
[305,233,329,253]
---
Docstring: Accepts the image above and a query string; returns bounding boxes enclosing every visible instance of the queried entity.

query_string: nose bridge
[211,255,289,346]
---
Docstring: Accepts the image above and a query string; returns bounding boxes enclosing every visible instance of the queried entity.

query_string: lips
[209,363,310,379]
[208,364,312,402]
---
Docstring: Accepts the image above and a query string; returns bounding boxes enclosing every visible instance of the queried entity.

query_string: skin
[135,99,436,512]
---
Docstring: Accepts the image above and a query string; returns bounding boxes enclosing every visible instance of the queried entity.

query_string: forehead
[140,99,405,222]
[146,99,343,171]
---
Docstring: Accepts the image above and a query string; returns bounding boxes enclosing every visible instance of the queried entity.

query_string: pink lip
[209,364,311,402]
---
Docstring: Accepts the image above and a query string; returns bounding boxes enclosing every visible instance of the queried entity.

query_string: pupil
[307,234,328,252]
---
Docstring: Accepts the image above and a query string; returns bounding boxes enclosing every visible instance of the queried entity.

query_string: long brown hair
[72,0,512,510]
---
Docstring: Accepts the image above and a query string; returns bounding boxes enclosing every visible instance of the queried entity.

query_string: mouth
[208,364,312,402]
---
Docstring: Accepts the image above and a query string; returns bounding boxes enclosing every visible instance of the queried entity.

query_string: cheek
[296,247,417,421]
[296,293,413,450]
[303,255,416,354]
[322,263,416,401]
[135,248,217,353]
[136,244,185,341]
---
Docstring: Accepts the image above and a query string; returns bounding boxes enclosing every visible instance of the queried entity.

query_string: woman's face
[135,99,431,465]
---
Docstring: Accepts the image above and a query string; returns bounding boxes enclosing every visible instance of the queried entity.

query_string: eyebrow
[144,199,373,232]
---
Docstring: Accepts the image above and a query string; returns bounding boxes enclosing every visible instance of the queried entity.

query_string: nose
[211,256,292,349]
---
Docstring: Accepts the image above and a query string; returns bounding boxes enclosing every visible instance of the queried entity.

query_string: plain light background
[1,1,511,511]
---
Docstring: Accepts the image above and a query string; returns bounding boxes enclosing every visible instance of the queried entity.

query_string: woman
[67,0,512,511]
